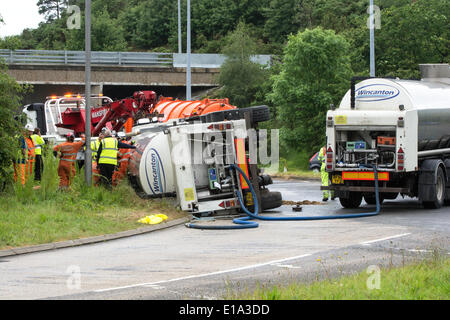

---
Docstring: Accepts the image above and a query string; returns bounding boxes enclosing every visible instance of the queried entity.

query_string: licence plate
[332,175,344,184]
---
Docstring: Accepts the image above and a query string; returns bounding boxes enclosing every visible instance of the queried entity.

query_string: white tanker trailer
[127,109,282,215]
[324,64,450,209]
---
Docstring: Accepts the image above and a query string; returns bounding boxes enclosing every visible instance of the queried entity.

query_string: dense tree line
[0,0,448,157]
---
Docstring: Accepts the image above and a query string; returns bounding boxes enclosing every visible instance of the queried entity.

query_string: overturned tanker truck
[127,97,282,215]
[324,64,450,209]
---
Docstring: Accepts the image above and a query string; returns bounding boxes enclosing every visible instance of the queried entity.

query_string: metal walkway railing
[0,49,173,66]
[0,49,272,68]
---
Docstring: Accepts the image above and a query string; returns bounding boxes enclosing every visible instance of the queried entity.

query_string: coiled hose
[185,164,381,230]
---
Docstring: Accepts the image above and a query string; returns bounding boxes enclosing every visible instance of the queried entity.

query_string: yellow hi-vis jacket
[98,137,118,165]
[31,134,45,156]
[91,139,99,162]
[318,146,326,171]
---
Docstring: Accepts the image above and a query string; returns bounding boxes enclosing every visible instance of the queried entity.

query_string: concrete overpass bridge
[1,49,271,104]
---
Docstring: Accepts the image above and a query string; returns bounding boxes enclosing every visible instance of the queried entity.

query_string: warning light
[64,93,72,98]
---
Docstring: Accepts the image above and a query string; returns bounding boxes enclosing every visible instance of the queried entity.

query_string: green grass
[227,256,450,300]
[0,152,185,250]
[262,149,321,180]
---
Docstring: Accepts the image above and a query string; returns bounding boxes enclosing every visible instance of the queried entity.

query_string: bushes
[0,63,30,191]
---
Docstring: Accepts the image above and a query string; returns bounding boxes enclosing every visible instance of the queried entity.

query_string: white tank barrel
[128,130,176,197]
[338,72,450,152]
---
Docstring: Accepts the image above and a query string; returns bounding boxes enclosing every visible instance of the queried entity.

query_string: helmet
[111,130,117,137]
[102,128,112,137]
[25,124,34,132]
[117,132,126,139]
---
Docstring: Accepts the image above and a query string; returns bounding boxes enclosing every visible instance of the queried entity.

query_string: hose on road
[185,164,381,230]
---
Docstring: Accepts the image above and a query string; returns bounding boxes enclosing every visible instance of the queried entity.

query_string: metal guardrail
[0,49,173,66]
[0,49,272,68]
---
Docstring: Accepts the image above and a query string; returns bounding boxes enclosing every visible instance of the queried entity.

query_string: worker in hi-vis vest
[31,128,45,182]
[53,132,85,190]
[14,124,34,185]
[318,146,334,201]
[112,132,133,186]
[25,126,36,178]
[96,128,135,189]
[90,132,103,186]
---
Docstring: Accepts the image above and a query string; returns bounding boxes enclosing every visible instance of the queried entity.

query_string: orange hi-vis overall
[25,136,35,177]
[113,141,132,186]
[14,135,34,185]
[53,140,85,188]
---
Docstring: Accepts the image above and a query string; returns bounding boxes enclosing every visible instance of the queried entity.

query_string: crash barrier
[0,49,272,68]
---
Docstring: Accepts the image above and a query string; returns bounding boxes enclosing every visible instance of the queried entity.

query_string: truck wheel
[240,105,271,125]
[364,194,384,205]
[422,167,446,209]
[260,189,282,211]
[339,192,362,208]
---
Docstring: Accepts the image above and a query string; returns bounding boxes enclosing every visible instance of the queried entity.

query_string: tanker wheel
[339,192,363,209]
[422,166,446,209]
[260,189,282,211]
[364,194,384,205]
[241,105,271,125]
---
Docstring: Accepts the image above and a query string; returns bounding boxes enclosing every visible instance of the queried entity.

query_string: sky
[0,0,44,37]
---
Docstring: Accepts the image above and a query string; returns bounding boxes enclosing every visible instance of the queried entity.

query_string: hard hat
[112,130,117,137]
[25,124,34,132]
[117,132,126,139]
[102,128,111,137]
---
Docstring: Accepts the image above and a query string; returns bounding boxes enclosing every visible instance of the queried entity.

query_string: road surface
[0,179,448,299]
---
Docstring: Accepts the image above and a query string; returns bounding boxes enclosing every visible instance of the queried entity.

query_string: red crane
[56,91,157,137]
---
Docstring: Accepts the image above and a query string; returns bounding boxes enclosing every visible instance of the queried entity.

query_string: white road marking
[142,284,165,290]
[360,233,411,246]
[93,253,312,293]
[271,263,302,269]
[406,249,432,253]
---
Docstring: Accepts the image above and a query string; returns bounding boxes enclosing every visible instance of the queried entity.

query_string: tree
[0,63,29,190]
[263,0,302,44]
[0,36,23,50]
[217,22,269,108]
[268,27,352,154]
[375,0,449,78]
[65,9,127,51]
[37,0,69,21]
[133,0,176,50]
[345,0,450,78]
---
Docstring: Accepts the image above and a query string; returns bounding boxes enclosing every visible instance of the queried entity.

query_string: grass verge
[0,153,186,250]
[227,256,450,300]
[263,149,321,180]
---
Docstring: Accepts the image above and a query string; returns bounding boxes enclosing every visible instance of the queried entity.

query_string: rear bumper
[321,185,409,193]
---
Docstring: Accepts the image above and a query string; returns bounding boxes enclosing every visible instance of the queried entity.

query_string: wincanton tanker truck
[323,64,450,209]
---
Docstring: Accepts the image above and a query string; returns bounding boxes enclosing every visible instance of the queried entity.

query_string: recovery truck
[22,92,282,214]
[323,64,450,209]
[22,91,158,143]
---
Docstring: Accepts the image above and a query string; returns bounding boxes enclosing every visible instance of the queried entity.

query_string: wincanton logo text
[146,148,165,194]
[356,84,400,102]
